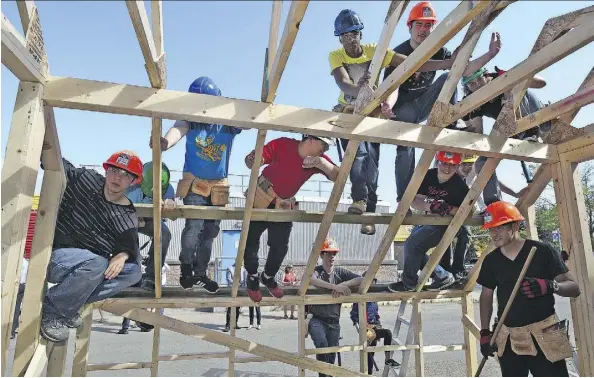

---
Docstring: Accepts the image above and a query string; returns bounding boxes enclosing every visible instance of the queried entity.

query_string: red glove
[494,66,507,76]
[520,277,555,299]
[429,200,452,216]
[479,329,496,358]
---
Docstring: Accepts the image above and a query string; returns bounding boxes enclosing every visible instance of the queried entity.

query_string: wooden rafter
[1,13,46,82]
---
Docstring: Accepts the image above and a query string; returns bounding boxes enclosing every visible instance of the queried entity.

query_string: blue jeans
[441,226,471,274]
[402,225,451,288]
[179,192,221,276]
[139,220,171,281]
[308,317,341,377]
[339,140,380,212]
[391,73,458,202]
[44,248,142,319]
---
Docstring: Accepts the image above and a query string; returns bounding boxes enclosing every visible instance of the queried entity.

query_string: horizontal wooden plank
[158,352,229,361]
[1,13,45,82]
[136,204,485,226]
[87,362,153,371]
[42,76,558,163]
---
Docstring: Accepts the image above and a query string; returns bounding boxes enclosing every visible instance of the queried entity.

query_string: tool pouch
[211,185,230,206]
[534,318,572,363]
[176,172,195,199]
[366,325,377,343]
[190,178,212,198]
[247,176,277,209]
[508,326,537,356]
[275,197,297,210]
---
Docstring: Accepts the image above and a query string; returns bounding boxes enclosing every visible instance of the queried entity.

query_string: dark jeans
[402,225,450,288]
[498,338,568,377]
[179,193,221,276]
[249,307,261,325]
[244,219,292,277]
[391,73,458,202]
[11,283,25,336]
[339,139,380,213]
[440,226,471,274]
[368,327,393,375]
[226,307,240,327]
[308,317,341,377]
[139,219,171,281]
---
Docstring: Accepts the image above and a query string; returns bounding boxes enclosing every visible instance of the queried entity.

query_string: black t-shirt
[418,168,469,208]
[477,239,569,327]
[383,39,451,105]
[462,94,504,121]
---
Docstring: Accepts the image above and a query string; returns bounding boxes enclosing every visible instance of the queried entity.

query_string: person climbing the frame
[151,76,242,293]
[460,67,548,206]
[125,161,176,292]
[39,150,143,343]
[243,135,339,302]
[383,2,502,208]
[388,151,468,292]
[477,201,580,377]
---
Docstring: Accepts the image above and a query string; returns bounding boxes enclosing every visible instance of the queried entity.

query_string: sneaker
[387,281,415,292]
[454,271,468,282]
[260,272,283,298]
[348,200,367,215]
[247,274,263,303]
[117,328,129,335]
[284,314,289,319]
[40,313,70,343]
[193,275,219,294]
[138,321,153,332]
[248,324,253,329]
[256,324,261,330]
[180,264,194,290]
[385,358,400,367]
[426,273,455,291]
[290,315,296,320]
[64,313,82,329]
[223,325,230,332]
[361,224,376,235]
[140,278,156,292]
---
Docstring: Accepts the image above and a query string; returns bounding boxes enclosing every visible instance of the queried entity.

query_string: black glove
[480,329,497,358]
[520,277,555,299]
[429,200,453,216]
[560,250,569,262]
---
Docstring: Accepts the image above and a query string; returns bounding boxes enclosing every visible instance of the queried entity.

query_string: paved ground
[6,295,577,377]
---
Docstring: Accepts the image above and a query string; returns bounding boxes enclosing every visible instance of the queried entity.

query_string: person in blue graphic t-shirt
[125,161,176,292]
[150,76,242,293]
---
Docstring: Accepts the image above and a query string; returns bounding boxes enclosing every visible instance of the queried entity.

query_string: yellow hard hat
[461,154,478,164]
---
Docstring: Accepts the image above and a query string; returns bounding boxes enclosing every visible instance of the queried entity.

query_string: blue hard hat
[188,76,221,96]
[334,9,364,36]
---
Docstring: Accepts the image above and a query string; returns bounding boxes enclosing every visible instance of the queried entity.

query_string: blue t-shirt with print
[184,122,241,180]
[126,184,175,204]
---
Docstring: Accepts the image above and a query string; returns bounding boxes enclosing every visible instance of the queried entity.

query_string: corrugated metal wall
[140,195,394,263]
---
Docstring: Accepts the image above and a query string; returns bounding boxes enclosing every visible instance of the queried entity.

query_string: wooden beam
[102,303,368,377]
[23,340,52,377]
[413,301,424,377]
[1,13,46,82]
[360,0,491,115]
[87,362,153,371]
[559,143,594,164]
[559,67,594,125]
[461,295,478,376]
[46,343,68,377]
[72,305,93,377]
[41,76,559,163]
[16,1,35,32]
[515,164,552,210]
[1,82,45,370]
[158,352,229,361]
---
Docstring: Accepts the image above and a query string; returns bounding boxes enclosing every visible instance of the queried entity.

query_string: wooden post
[358,301,368,374]
[298,304,306,377]
[413,301,424,377]
[72,305,93,377]
[462,294,478,376]
[46,343,68,377]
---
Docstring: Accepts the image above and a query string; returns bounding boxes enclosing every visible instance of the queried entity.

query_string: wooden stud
[24,340,53,377]
[46,343,68,377]
[358,301,368,374]
[413,301,424,377]
[1,13,46,82]
[515,163,552,211]
[150,311,161,377]
[41,76,559,163]
[71,305,93,377]
[87,362,153,371]
[298,304,306,377]
[461,294,478,376]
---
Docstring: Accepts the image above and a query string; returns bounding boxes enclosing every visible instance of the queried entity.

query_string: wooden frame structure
[2,1,593,376]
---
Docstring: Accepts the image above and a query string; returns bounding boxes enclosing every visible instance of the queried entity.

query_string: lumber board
[557,67,594,125]
[462,295,478,376]
[102,303,368,377]
[16,1,35,32]
[559,143,594,164]
[1,13,46,82]
[515,164,552,210]
[360,0,491,115]
[23,340,52,377]
[46,343,68,377]
[87,362,153,371]
[41,76,558,163]
[72,305,93,377]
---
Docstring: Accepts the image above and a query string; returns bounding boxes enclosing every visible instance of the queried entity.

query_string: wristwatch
[552,280,560,293]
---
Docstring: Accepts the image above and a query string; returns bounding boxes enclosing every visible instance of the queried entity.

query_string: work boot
[40,313,70,343]
[385,358,400,367]
[64,313,82,329]
[180,264,194,289]
[193,275,219,294]
[117,328,129,335]
[348,200,367,215]
[360,224,376,235]
[246,274,263,303]
[260,272,283,298]
[427,273,455,291]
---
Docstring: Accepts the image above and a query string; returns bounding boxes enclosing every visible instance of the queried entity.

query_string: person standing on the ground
[125,161,176,292]
[243,135,339,303]
[223,263,241,332]
[40,150,144,343]
[383,2,501,207]
[282,265,298,319]
[477,201,580,377]
[308,237,363,377]
[152,76,241,293]
[388,151,468,292]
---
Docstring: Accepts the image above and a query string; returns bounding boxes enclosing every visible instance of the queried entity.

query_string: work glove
[520,277,555,299]
[429,200,453,216]
[479,329,497,358]
[560,250,569,262]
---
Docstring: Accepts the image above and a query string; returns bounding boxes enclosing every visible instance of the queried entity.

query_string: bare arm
[499,182,518,198]
[320,160,340,181]
[462,33,501,76]
[340,276,364,288]
[529,75,546,89]
[162,120,190,150]
[479,287,495,330]
[389,53,452,73]
[385,89,399,110]
[554,271,581,298]
[332,67,362,98]
[464,117,484,134]
[310,276,339,291]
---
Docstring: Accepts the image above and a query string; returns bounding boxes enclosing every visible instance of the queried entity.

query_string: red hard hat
[321,237,340,253]
[435,151,462,165]
[407,2,438,27]
[482,201,525,230]
[103,150,143,183]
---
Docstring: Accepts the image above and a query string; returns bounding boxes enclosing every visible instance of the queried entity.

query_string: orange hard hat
[482,201,525,230]
[436,151,462,165]
[103,150,143,183]
[407,2,438,27]
[321,237,340,253]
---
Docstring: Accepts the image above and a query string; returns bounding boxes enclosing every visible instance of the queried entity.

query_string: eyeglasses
[106,166,135,180]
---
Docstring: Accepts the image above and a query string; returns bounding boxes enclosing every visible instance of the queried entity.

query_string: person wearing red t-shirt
[244,135,339,302]
[282,265,298,319]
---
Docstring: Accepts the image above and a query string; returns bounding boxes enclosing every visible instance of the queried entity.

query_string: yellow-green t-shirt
[328,43,395,105]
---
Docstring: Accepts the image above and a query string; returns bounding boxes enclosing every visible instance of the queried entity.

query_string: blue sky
[2,1,592,208]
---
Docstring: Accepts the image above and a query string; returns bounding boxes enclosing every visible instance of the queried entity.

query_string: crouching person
[41,151,144,343]
[308,238,363,376]
[243,135,339,302]
[478,201,580,377]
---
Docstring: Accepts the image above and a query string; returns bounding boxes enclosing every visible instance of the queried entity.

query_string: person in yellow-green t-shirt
[329,9,456,236]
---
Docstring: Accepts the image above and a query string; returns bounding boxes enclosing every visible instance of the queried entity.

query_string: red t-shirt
[261,138,335,199]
